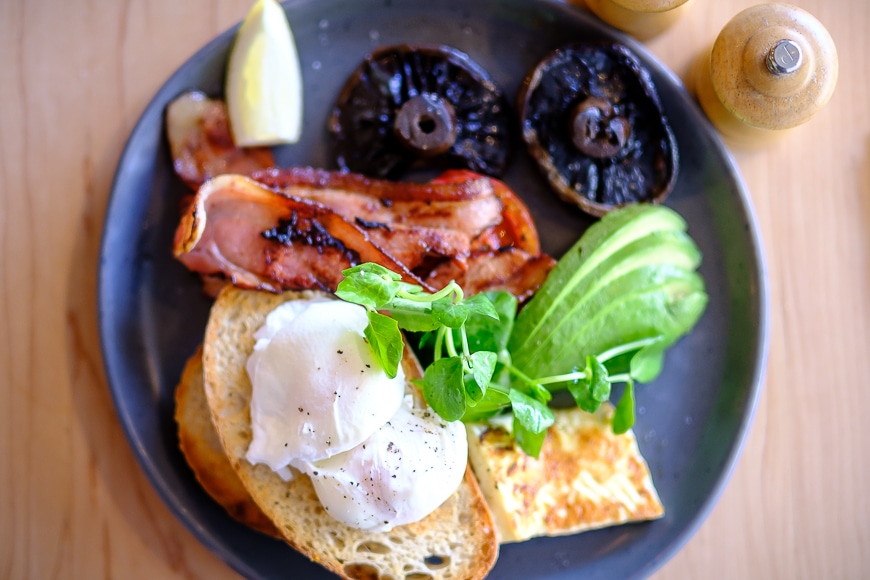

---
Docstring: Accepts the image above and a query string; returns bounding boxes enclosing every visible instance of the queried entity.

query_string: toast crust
[174,346,281,537]
[202,286,499,580]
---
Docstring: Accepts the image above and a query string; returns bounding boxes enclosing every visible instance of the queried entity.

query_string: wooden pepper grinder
[691,3,838,148]
[584,0,693,40]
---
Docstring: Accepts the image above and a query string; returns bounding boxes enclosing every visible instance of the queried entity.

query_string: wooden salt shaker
[691,3,838,148]
[584,0,693,40]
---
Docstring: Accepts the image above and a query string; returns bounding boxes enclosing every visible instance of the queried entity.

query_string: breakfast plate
[98,0,769,578]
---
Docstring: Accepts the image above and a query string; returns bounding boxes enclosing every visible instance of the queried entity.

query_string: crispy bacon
[173,174,427,292]
[422,170,553,300]
[427,249,556,303]
[356,222,471,273]
[252,167,503,236]
[165,91,275,190]
[173,166,554,301]
[431,169,541,255]
[252,167,493,202]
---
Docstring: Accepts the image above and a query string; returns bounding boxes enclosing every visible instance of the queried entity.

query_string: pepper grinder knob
[691,3,838,147]
[583,0,692,40]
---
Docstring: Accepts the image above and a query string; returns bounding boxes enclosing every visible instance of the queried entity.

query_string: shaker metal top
[766,39,804,75]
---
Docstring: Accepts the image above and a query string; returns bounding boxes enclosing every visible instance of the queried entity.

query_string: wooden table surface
[2,0,868,578]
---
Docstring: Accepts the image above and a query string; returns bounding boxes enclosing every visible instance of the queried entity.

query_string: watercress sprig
[335,205,708,458]
[335,263,500,421]
[335,262,658,457]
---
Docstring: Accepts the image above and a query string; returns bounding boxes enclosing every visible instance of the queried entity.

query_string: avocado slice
[510,204,691,354]
[509,203,708,387]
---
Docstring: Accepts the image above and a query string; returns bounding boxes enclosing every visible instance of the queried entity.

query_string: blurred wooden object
[584,0,693,40]
[691,3,839,148]
[1,0,868,578]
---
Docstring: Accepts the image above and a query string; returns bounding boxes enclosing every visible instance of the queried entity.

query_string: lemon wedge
[226,0,303,146]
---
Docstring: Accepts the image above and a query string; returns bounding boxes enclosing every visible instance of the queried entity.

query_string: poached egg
[245,298,406,472]
[245,296,469,530]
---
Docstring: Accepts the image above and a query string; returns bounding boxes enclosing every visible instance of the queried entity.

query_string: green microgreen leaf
[342,262,402,280]
[431,299,469,329]
[364,311,403,379]
[513,415,548,458]
[465,351,497,404]
[382,298,440,333]
[629,337,668,383]
[461,387,511,422]
[612,380,636,434]
[568,366,598,413]
[336,264,401,309]
[422,357,467,421]
[463,373,484,405]
[464,293,500,320]
[509,388,555,434]
[396,281,424,295]
[588,356,611,401]
[567,356,611,412]
[388,310,441,333]
[462,291,516,358]
[529,381,553,403]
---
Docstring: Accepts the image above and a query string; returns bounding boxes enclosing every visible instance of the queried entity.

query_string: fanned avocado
[510,204,691,354]
[509,204,707,383]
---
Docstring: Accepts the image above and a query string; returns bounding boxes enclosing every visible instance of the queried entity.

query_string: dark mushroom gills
[329,44,513,179]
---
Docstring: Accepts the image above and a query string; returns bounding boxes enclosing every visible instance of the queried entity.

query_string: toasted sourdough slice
[174,346,280,538]
[202,286,499,580]
[466,404,664,543]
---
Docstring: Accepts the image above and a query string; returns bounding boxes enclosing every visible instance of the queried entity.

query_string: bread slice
[201,286,499,580]
[466,404,664,543]
[174,346,280,537]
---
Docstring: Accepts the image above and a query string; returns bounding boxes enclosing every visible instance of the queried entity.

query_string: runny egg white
[245,298,406,473]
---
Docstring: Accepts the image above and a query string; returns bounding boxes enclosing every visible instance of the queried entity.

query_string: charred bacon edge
[250,166,494,203]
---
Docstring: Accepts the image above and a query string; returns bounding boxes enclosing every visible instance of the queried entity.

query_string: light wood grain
[1,0,868,578]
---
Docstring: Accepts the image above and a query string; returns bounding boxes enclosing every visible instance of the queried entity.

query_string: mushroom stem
[570,97,631,158]
[393,93,458,157]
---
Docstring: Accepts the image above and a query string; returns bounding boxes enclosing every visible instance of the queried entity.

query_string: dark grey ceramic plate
[98,0,769,578]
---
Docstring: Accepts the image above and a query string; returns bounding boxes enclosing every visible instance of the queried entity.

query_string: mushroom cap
[328,44,513,179]
[519,43,678,217]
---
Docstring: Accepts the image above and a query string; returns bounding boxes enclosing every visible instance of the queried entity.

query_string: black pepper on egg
[518,43,679,217]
